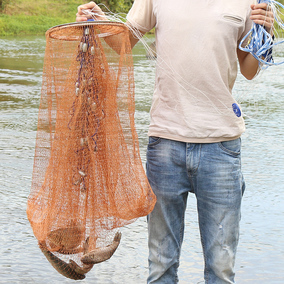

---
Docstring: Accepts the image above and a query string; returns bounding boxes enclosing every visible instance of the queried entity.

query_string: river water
[0,35,283,284]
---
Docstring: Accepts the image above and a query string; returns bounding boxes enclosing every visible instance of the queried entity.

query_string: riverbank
[0,0,84,36]
[1,0,282,36]
[0,14,73,36]
[0,0,138,36]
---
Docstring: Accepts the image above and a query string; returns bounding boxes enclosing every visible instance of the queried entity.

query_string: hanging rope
[239,0,284,67]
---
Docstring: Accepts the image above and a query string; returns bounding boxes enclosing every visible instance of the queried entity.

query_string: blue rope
[239,0,284,67]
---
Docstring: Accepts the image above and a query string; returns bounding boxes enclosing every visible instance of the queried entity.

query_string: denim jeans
[146,137,245,284]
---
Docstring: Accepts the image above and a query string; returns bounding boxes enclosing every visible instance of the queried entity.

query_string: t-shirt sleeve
[126,0,156,33]
[238,0,256,47]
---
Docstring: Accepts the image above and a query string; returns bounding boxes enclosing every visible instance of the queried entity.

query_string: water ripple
[0,36,283,284]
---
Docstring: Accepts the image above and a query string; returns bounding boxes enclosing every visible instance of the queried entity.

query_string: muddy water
[0,35,283,284]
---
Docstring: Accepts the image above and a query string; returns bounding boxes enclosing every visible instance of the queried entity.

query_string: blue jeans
[146,137,245,284]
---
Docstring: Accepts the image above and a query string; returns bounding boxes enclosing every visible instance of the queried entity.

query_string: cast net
[27,21,156,280]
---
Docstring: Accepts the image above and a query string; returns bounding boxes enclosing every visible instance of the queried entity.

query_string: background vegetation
[0,0,284,36]
[0,0,134,36]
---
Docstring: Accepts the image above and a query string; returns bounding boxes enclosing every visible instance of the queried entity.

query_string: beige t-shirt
[127,0,255,143]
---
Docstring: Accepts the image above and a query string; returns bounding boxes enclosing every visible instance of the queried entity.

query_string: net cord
[239,0,284,68]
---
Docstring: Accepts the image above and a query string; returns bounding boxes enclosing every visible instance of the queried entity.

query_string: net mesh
[27,21,156,280]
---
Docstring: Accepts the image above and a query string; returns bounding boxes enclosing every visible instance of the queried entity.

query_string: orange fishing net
[27,21,156,280]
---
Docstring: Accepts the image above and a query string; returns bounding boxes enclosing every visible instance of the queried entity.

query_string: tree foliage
[99,0,134,13]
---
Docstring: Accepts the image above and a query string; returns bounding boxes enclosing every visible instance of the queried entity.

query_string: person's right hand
[76,1,107,22]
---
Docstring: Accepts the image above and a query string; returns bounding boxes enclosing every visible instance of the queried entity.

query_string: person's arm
[238,3,274,80]
[76,1,144,50]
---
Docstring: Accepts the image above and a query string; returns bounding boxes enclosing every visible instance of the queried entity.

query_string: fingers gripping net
[27,22,156,280]
[239,0,284,68]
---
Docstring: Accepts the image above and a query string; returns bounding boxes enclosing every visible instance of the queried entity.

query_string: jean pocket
[148,136,162,147]
[218,138,241,156]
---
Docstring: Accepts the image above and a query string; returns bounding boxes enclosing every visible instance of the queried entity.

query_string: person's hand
[250,3,274,35]
[76,1,107,22]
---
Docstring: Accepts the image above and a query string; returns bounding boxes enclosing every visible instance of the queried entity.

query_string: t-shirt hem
[147,131,243,143]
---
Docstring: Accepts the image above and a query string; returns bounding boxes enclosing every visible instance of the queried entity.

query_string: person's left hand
[250,3,274,35]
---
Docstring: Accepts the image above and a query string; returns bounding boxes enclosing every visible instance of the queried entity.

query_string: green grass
[0,14,72,36]
[0,0,85,36]
[1,0,284,36]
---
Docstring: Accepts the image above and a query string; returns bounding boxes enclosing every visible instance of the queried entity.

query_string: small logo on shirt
[232,103,241,117]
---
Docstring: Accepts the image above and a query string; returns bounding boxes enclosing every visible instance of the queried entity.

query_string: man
[76,1,274,283]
